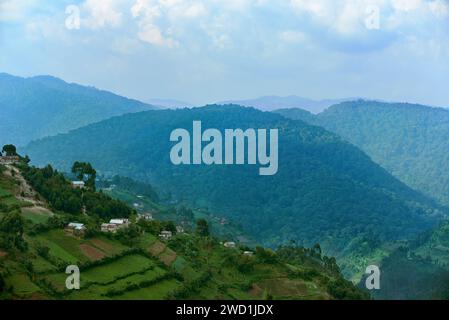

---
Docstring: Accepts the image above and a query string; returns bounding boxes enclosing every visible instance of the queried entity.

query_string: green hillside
[359,222,449,300]
[0,161,367,300]
[0,73,157,147]
[22,105,444,277]
[276,100,449,206]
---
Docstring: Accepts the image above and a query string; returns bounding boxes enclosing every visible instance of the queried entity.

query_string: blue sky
[1,0,449,106]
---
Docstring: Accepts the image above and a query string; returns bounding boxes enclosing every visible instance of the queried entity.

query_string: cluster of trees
[21,163,135,219]
[0,211,27,252]
[99,175,159,203]
[277,243,340,275]
[1,144,17,156]
[71,162,96,190]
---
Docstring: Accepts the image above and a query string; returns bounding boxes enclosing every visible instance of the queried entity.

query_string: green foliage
[71,161,96,190]
[277,100,449,206]
[255,247,277,264]
[115,225,142,246]
[0,211,27,252]
[0,272,5,293]
[327,277,369,300]
[23,105,442,262]
[21,164,135,220]
[100,176,159,203]
[0,73,156,147]
[195,219,209,237]
[2,144,17,156]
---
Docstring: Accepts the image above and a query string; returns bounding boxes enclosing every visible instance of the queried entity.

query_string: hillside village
[0,146,368,300]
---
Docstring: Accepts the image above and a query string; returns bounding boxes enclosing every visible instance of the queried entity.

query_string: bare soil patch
[79,244,106,261]
[149,241,166,256]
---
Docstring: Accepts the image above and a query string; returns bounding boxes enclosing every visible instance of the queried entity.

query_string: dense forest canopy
[23,105,444,275]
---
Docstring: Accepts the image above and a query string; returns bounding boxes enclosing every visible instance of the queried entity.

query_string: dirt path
[3,165,52,216]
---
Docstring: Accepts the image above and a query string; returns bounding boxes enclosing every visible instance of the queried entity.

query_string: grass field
[5,274,42,298]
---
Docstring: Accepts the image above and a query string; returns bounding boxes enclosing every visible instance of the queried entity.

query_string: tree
[0,211,26,251]
[2,144,17,156]
[195,219,209,237]
[0,272,5,293]
[71,161,97,190]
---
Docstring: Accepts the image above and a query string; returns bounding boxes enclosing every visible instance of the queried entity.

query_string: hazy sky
[1,0,449,106]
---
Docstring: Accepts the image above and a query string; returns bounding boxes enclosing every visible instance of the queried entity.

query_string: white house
[159,230,173,241]
[139,213,153,221]
[71,181,85,189]
[243,251,254,256]
[65,222,86,237]
[101,223,120,233]
[109,218,129,226]
[224,241,236,248]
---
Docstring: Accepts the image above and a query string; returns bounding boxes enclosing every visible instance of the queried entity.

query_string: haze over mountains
[0,73,157,147]
[218,96,357,114]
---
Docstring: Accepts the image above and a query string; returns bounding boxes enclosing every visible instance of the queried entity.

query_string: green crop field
[81,254,156,284]
[114,279,181,300]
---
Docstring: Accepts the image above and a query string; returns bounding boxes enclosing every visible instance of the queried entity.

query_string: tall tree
[196,219,209,237]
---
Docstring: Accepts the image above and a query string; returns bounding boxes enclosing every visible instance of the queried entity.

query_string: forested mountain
[22,105,444,276]
[275,101,449,206]
[0,73,157,147]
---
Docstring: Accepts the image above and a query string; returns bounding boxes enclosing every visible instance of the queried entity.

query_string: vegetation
[0,73,157,147]
[0,156,367,300]
[20,164,135,219]
[276,100,449,206]
[23,105,444,278]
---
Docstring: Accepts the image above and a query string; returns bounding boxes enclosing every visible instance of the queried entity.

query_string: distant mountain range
[218,96,358,114]
[0,73,158,147]
[145,98,195,109]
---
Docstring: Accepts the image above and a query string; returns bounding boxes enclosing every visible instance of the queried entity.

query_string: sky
[1,0,449,106]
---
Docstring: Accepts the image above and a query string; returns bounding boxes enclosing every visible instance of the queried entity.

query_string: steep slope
[359,222,449,300]
[0,161,367,300]
[276,100,449,206]
[0,73,157,147]
[22,105,443,275]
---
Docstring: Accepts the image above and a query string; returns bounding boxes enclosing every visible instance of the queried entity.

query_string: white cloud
[428,0,449,17]
[81,0,123,29]
[0,0,37,22]
[391,0,423,11]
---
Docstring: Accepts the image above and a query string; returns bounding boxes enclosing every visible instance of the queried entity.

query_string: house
[109,219,130,229]
[139,213,153,221]
[243,251,254,257]
[71,181,85,189]
[223,241,236,248]
[100,223,120,233]
[0,155,20,165]
[101,219,129,233]
[64,223,86,237]
[159,230,173,241]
